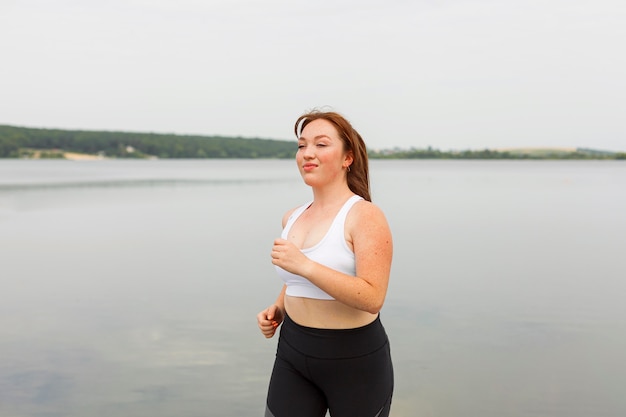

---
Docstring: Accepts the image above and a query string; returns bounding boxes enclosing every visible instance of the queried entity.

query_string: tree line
[369,147,626,160]
[1,124,624,160]
[0,125,296,159]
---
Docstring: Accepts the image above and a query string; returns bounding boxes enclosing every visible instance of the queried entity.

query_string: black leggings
[265,314,393,417]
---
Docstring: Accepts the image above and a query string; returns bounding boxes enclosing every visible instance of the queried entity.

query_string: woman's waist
[280,306,388,359]
[284,295,378,329]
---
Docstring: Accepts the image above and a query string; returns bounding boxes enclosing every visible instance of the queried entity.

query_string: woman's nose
[302,144,315,158]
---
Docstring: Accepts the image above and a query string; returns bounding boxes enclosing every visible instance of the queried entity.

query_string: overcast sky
[1,0,624,151]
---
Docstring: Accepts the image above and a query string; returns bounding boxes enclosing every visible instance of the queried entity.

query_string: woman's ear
[344,151,354,169]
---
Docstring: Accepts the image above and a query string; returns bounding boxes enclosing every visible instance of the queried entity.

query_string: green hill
[1,124,624,160]
[370,146,625,160]
[0,124,296,159]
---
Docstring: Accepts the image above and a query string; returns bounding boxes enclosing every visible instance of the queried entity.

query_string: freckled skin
[257,118,393,332]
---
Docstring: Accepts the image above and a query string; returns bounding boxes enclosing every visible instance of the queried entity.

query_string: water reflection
[1,160,625,417]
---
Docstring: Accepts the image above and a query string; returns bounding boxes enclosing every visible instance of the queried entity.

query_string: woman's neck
[310,183,355,209]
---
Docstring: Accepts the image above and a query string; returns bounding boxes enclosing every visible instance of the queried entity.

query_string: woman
[257,110,394,417]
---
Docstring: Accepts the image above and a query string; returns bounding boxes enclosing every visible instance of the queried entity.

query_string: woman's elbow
[365,306,382,315]
[364,297,385,315]
[356,278,388,314]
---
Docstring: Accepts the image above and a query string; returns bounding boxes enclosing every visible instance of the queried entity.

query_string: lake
[1,159,625,417]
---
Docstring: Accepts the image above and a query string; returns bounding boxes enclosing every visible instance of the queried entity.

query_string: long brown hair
[294,111,371,202]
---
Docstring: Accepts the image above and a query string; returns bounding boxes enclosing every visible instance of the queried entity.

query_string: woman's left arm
[271,201,393,314]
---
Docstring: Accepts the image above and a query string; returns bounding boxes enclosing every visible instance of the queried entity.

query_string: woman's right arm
[257,284,286,338]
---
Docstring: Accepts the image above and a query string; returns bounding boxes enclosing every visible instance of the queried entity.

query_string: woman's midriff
[284,295,378,329]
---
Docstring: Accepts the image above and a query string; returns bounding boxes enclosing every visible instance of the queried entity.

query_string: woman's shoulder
[281,201,311,228]
[348,199,390,229]
[347,198,393,250]
[351,198,386,216]
[280,207,297,228]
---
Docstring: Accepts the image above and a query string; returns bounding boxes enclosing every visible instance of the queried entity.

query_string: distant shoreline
[5,147,626,161]
[62,152,107,161]
[6,149,626,161]
[1,124,624,160]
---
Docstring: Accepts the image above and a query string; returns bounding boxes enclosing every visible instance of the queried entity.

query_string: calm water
[1,159,625,417]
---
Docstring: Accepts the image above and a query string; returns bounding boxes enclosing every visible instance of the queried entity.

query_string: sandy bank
[63,152,106,160]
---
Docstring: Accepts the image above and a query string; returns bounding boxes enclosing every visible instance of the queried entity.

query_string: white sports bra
[275,195,363,300]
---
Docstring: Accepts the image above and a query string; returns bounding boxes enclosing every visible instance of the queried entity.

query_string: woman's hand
[270,238,312,277]
[257,304,284,339]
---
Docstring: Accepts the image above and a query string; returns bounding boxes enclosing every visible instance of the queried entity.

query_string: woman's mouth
[302,163,317,172]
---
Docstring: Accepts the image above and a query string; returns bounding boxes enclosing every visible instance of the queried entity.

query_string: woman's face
[296,119,352,188]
